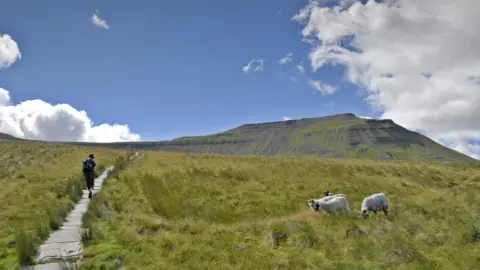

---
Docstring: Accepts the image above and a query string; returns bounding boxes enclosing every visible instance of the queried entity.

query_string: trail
[21,166,114,269]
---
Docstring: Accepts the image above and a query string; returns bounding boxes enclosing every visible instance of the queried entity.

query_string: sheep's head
[307,199,320,212]
[361,209,369,217]
[323,190,331,196]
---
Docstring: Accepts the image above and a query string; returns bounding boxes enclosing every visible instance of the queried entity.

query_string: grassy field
[0,139,126,269]
[80,151,480,269]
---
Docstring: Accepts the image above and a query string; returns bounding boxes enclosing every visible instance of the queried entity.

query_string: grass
[78,151,480,269]
[0,139,126,269]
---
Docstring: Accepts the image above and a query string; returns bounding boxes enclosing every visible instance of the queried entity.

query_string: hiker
[82,153,96,198]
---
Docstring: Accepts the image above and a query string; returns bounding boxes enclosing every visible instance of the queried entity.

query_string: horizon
[0,112,376,141]
[0,0,479,159]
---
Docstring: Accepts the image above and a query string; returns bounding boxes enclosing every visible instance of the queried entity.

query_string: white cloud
[294,0,480,159]
[283,116,292,121]
[296,61,305,73]
[0,88,140,142]
[242,58,264,73]
[91,10,110,30]
[358,116,372,119]
[278,53,293,65]
[0,34,21,68]
[309,80,337,95]
[437,137,480,160]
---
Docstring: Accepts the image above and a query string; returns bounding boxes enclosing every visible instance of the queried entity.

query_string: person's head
[89,153,94,159]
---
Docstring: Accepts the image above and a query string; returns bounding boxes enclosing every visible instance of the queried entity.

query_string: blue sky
[0,0,376,141]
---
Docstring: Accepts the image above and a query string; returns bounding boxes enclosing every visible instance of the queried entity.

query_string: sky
[0,0,479,159]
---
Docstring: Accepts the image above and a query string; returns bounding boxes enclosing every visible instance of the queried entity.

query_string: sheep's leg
[383,205,389,217]
[373,210,377,214]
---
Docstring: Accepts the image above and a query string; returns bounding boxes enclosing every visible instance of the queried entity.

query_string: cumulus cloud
[278,53,293,65]
[283,116,292,121]
[242,58,264,73]
[309,80,337,95]
[293,0,480,159]
[91,9,110,30]
[0,88,140,142]
[0,34,21,68]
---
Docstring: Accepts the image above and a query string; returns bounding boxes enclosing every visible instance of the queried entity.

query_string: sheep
[322,190,347,200]
[307,196,351,217]
[361,193,389,217]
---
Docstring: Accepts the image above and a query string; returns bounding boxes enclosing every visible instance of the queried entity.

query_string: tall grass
[81,152,138,247]
[0,140,125,269]
[14,172,108,268]
[78,152,480,269]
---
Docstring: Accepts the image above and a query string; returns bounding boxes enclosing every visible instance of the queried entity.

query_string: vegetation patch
[0,140,125,269]
[78,151,480,269]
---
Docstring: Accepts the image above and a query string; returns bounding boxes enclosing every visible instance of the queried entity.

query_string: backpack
[83,158,94,172]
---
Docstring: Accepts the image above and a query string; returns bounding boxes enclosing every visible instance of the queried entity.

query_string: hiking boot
[88,190,92,199]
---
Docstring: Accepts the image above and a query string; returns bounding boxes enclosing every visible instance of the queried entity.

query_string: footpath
[23,152,139,270]
[23,166,114,270]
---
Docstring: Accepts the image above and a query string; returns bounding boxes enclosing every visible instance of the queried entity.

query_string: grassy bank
[0,140,126,269]
[79,151,480,269]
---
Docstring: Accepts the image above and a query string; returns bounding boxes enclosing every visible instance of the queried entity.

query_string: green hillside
[78,151,480,269]
[0,123,478,268]
[0,113,476,162]
[70,113,476,162]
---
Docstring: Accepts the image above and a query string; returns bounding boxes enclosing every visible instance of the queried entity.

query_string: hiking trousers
[83,171,95,190]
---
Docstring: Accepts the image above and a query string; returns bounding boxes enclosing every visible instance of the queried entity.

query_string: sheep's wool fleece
[362,193,388,211]
[319,196,349,212]
[320,194,346,202]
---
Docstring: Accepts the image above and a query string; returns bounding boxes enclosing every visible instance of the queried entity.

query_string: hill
[0,132,21,140]
[65,114,479,162]
[0,132,478,268]
[0,139,127,269]
[79,151,480,269]
[0,113,477,162]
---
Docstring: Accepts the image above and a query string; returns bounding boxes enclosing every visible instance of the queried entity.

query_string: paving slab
[21,261,80,270]
[60,213,84,227]
[44,228,85,244]
[36,241,83,262]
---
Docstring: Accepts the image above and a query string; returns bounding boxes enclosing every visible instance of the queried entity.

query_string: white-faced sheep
[361,193,389,217]
[307,196,351,217]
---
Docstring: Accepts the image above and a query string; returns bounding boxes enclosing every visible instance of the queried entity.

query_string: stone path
[22,166,114,270]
